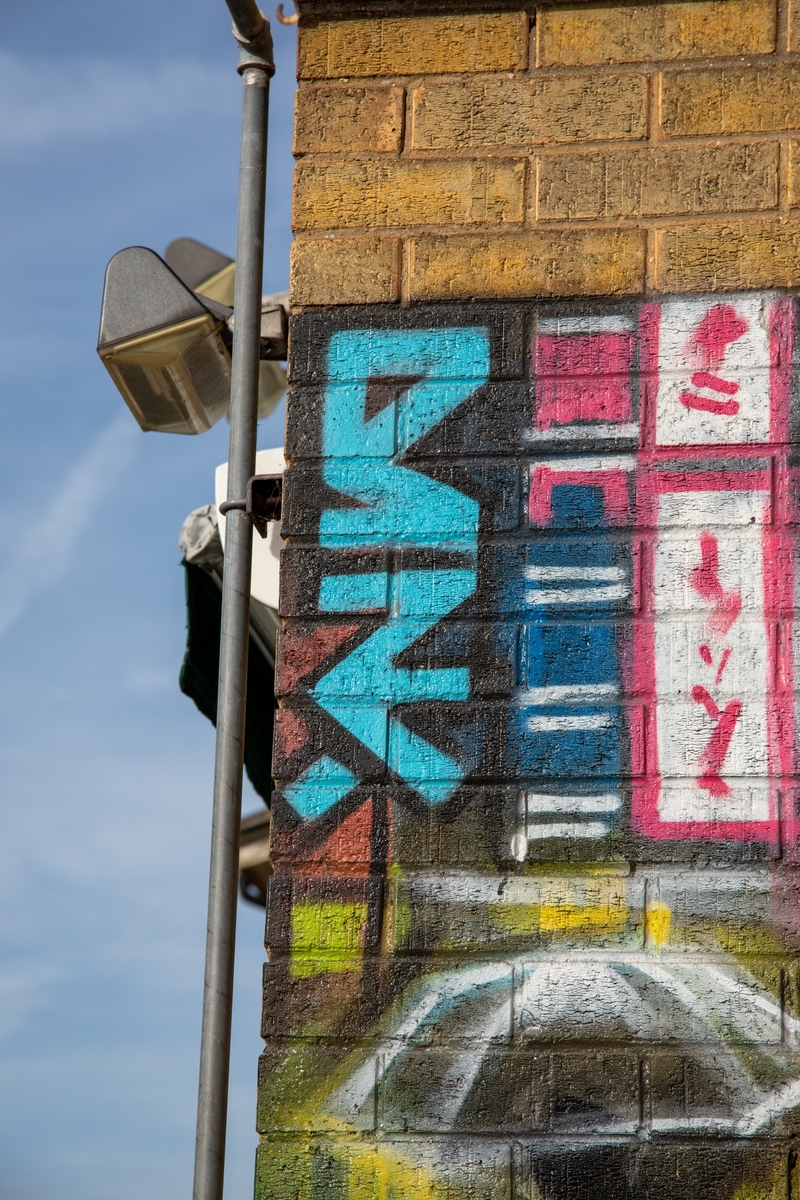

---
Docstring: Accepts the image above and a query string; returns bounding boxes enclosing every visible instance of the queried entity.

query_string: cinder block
[289,236,400,306]
[270,707,385,790]
[276,619,515,703]
[379,1047,639,1133]
[656,221,800,292]
[518,945,794,1049]
[266,872,384,958]
[263,952,421,1044]
[256,1136,512,1200]
[522,1142,790,1200]
[411,74,647,150]
[379,1048,549,1134]
[386,1140,511,1200]
[522,1144,635,1200]
[549,1051,641,1132]
[391,869,511,954]
[654,869,773,954]
[538,0,775,66]
[647,1051,783,1128]
[281,462,485,540]
[275,613,386,696]
[255,1139,314,1200]
[297,13,528,80]
[287,303,527,386]
[272,706,315,776]
[257,1044,376,1132]
[408,230,645,301]
[392,786,519,868]
[285,383,527,465]
[293,84,404,155]
[293,158,525,232]
[268,784,385,869]
[536,142,778,222]
[493,541,635,611]
[661,64,800,137]
[396,867,642,955]
[409,384,529,461]
[422,787,522,864]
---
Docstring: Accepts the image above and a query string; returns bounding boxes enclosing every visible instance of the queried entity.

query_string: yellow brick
[293,85,404,155]
[789,0,800,51]
[289,236,400,305]
[536,142,778,221]
[411,74,646,150]
[293,159,525,231]
[789,142,800,206]
[538,0,775,66]
[408,229,644,300]
[298,13,528,80]
[662,64,800,136]
[656,221,800,291]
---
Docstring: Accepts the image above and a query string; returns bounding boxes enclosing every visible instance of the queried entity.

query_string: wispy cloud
[0,414,138,638]
[0,52,234,155]
[0,962,61,1042]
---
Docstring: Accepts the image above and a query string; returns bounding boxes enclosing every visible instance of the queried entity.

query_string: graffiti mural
[260,293,800,1200]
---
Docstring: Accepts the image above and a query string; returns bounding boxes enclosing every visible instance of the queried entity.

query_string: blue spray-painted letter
[285,327,489,818]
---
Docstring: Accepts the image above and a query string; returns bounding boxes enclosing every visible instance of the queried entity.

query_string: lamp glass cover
[99,314,231,435]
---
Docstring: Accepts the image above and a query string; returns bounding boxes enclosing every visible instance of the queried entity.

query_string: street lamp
[165,236,237,305]
[97,246,234,435]
[95,5,277,1200]
[97,243,286,435]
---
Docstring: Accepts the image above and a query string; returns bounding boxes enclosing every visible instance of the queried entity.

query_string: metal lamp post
[192,5,274,1200]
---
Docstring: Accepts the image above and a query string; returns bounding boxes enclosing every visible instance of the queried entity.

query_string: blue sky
[0,3,297,1196]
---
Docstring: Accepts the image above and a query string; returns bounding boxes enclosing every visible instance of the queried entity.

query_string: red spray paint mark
[689,532,744,797]
[534,331,633,429]
[691,371,739,395]
[302,800,373,875]
[689,533,742,638]
[678,303,749,416]
[698,643,731,682]
[274,708,309,758]
[276,625,359,695]
[690,304,749,370]
[691,685,743,797]
[715,648,732,685]
[679,391,740,416]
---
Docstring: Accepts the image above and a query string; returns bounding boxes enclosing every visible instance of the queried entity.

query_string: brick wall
[290,0,800,305]
[258,3,800,1199]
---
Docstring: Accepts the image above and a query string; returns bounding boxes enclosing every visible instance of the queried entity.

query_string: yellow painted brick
[408,229,645,300]
[789,0,800,51]
[662,64,800,137]
[293,159,525,231]
[538,0,775,66]
[411,74,646,150]
[656,221,800,291]
[293,85,404,155]
[289,236,400,305]
[298,13,528,80]
[789,141,800,206]
[536,142,778,221]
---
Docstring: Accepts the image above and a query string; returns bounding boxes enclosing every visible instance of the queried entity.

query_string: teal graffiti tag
[319,329,489,549]
[286,328,490,817]
[315,568,477,806]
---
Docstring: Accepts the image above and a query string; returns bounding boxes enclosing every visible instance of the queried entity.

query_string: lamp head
[97,247,234,435]
[98,241,288,434]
